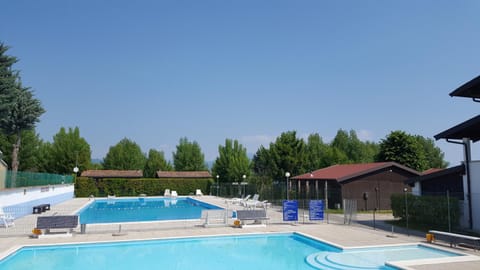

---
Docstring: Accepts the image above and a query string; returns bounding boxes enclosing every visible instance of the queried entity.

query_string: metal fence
[5,171,74,188]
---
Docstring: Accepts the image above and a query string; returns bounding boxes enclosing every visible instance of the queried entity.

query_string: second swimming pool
[77,197,222,224]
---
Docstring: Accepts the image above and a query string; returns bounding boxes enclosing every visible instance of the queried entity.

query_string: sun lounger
[244,200,269,209]
[227,195,251,205]
[241,194,259,207]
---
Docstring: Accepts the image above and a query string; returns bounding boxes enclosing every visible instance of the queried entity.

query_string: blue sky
[2,1,479,166]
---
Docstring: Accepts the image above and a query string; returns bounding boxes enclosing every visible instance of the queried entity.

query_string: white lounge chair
[241,194,259,207]
[164,189,171,197]
[171,190,178,197]
[227,194,251,205]
[245,200,269,209]
[0,205,15,228]
[195,189,203,196]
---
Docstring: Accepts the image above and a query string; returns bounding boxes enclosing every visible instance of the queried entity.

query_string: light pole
[216,175,220,197]
[285,172,291,200]
[404,187,409,236]
[73,166,79,183]
[241,174,247,197]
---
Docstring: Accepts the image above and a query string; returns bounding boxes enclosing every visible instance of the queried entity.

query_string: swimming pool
[0,233,464,270]
[77,197,222,224]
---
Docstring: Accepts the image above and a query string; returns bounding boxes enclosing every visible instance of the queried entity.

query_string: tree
[103,138,146,170]
[0,43,45,174]
[172,137,207,171]
[304,133,329,170]
[0,129,43,171]
[212,139,250,183]
[376,130,427,171]
[268,131,307,180]
[252,146,273,179]
[49,127,91,174]
[0,43,18,120]
[330,129,377,163]
[414,135,449,169]
[144,149,172,177]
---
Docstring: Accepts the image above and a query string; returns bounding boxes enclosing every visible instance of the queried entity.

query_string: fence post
[447,190,451,233]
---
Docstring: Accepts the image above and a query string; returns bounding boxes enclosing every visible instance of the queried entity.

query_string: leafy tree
[331,129,377,163]
[0,130,44,171]
[414,135,448,169]
[36,141,53,172]
[0,43,45,175]
[376,130,427,171]
[252,146,273,179]
[49,127,91,174]
[212,139,250,183]
[144,149,172,177]
[304,133,329,170]
[172,137,207,171]
[103,138,145,170]
[268,131,306,180]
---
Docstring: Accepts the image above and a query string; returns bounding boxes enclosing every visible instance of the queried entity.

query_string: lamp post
[241,174,247,197]
[285,172,291,200]
[404,187,409,236]
[73,166,79,183]
[216,175,220,197]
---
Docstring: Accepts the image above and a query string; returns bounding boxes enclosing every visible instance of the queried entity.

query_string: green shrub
[391,193,460,228]
[75,177,212,197]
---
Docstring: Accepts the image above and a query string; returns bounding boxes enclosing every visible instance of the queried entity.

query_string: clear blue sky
[2,1,479,166]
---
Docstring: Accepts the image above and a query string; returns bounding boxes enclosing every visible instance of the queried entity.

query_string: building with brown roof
[80,170,143,180]
[156,171,212,179]
[292,162,420,210]
[405,165,464,200]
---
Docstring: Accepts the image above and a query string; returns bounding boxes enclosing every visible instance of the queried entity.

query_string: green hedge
[391,193,460,228]
[74,177,212,197]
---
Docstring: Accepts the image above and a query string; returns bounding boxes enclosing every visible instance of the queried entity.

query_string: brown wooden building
[80,170,143,180]
[292,162,420,210]
[155,171,212,179]
[405,164,464,200]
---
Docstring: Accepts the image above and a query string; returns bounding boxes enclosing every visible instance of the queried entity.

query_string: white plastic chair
[195,189,203,196]
[171,190,178,197]
[164,189,171,197]
[0,205,15,228]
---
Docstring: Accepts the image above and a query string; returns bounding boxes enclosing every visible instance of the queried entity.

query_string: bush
[75,177,212,197]
[391,193,460,229]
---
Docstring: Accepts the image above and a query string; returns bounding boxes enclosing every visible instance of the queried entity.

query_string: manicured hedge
[391,193,460,228]
[74,177,212,197]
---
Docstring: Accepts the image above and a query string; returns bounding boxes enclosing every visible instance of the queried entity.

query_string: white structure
[469,161,480,231]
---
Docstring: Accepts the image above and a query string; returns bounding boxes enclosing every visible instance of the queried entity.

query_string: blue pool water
[0,233,462,270]
[77,197,222,224]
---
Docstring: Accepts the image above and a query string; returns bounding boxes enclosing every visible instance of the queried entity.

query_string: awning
[449,75,480,99]
[434,115,480,142]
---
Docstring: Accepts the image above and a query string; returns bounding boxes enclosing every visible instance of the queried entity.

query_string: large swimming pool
[0,233,464,270]
[77,197,222,224]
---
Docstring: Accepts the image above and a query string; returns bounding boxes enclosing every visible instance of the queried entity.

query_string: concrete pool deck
[1,196,479,269]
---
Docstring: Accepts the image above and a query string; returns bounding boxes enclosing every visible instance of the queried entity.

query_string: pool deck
[1,196,479,269]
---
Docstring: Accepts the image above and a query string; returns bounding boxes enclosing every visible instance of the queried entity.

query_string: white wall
[0,184,74,218]
[469,161,480,231]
